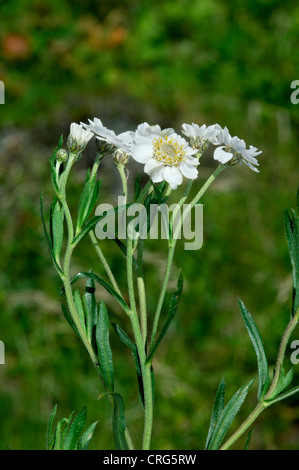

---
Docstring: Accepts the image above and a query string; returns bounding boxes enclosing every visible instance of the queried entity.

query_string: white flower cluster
[67,118,262,189]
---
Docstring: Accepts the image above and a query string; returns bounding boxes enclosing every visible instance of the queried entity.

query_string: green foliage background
[0,0,299,449]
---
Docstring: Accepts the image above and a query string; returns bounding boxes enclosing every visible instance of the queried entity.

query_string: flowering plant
[41,117,299,450]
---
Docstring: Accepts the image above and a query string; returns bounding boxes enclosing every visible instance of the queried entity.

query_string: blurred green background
[0,0,299,450]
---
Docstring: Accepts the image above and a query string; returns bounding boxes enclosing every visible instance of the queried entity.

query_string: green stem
[137,239,147,346]
[89,230,123,297]
[220,401,267,450]
[264,309,299,399]
[220,307,299,450]
[117,164,128,202]
[127,237,153,449]
[149,243,175,352]
[136,179,153,203]
[150,167,224,353]
[174,164,225,241]
[60,198,103,384]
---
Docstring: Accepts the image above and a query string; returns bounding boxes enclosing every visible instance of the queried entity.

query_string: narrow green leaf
[46,404,57,450]
[134,173,141,201]
[112,393,129,450]
[112,323,137,357]
[269,367,294,399]
[207,379,254,450]
[72,215,106,246]
[73,203,132,246]
[244,428,254,450]
[61,303,80,338]
[49,198,64,264]
[239,299,269,399]
[283,368,294,390]
[96,301,114,392]
[62,271,130,313]
[205,378,226,449]
[146,271,183,364]
[265,384,299,406]
[284,209,296,272]
[49,135,64,193]
[78,421,98,450]
[63,407,87,450]
[112,323,145,407]
[77,170,101,231]
[83,277,97,342]
[153,183,166,204]
[73,290,86,330]
[40,193,64,277]
[290,208,299,314]
[53,421,63,450]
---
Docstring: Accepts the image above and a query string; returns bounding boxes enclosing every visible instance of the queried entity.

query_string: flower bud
[56,148,68,163]
[113,149,129,166]
[67,122,93,155]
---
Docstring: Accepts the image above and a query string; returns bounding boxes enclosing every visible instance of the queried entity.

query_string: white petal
[242,159,260,172]
[150,166,164,183]
[185,155,199,165]
[162,166,183,189]
[144,158,162,173]
[179,162,198,179]
[132,144,153,163]
[214,146,233,164]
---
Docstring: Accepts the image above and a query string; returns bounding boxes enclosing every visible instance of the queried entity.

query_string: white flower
[213,126,262,172]
[67,122,93,153]
[182,122,221,150]
[82,117,134,154]
[131,131,199,189]
[135,122,174,138]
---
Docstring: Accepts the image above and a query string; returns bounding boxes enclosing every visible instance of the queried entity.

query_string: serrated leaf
[146,271,183,364]
[205,378,225,449]
[239,299,269,400]
[96,301,114,392]
[46,404,57,450]
[63,407,87,450]
[61,271,130,314]
[207,379,254,450]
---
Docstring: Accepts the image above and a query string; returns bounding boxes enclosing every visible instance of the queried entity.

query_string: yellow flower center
[153,135,186,166]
